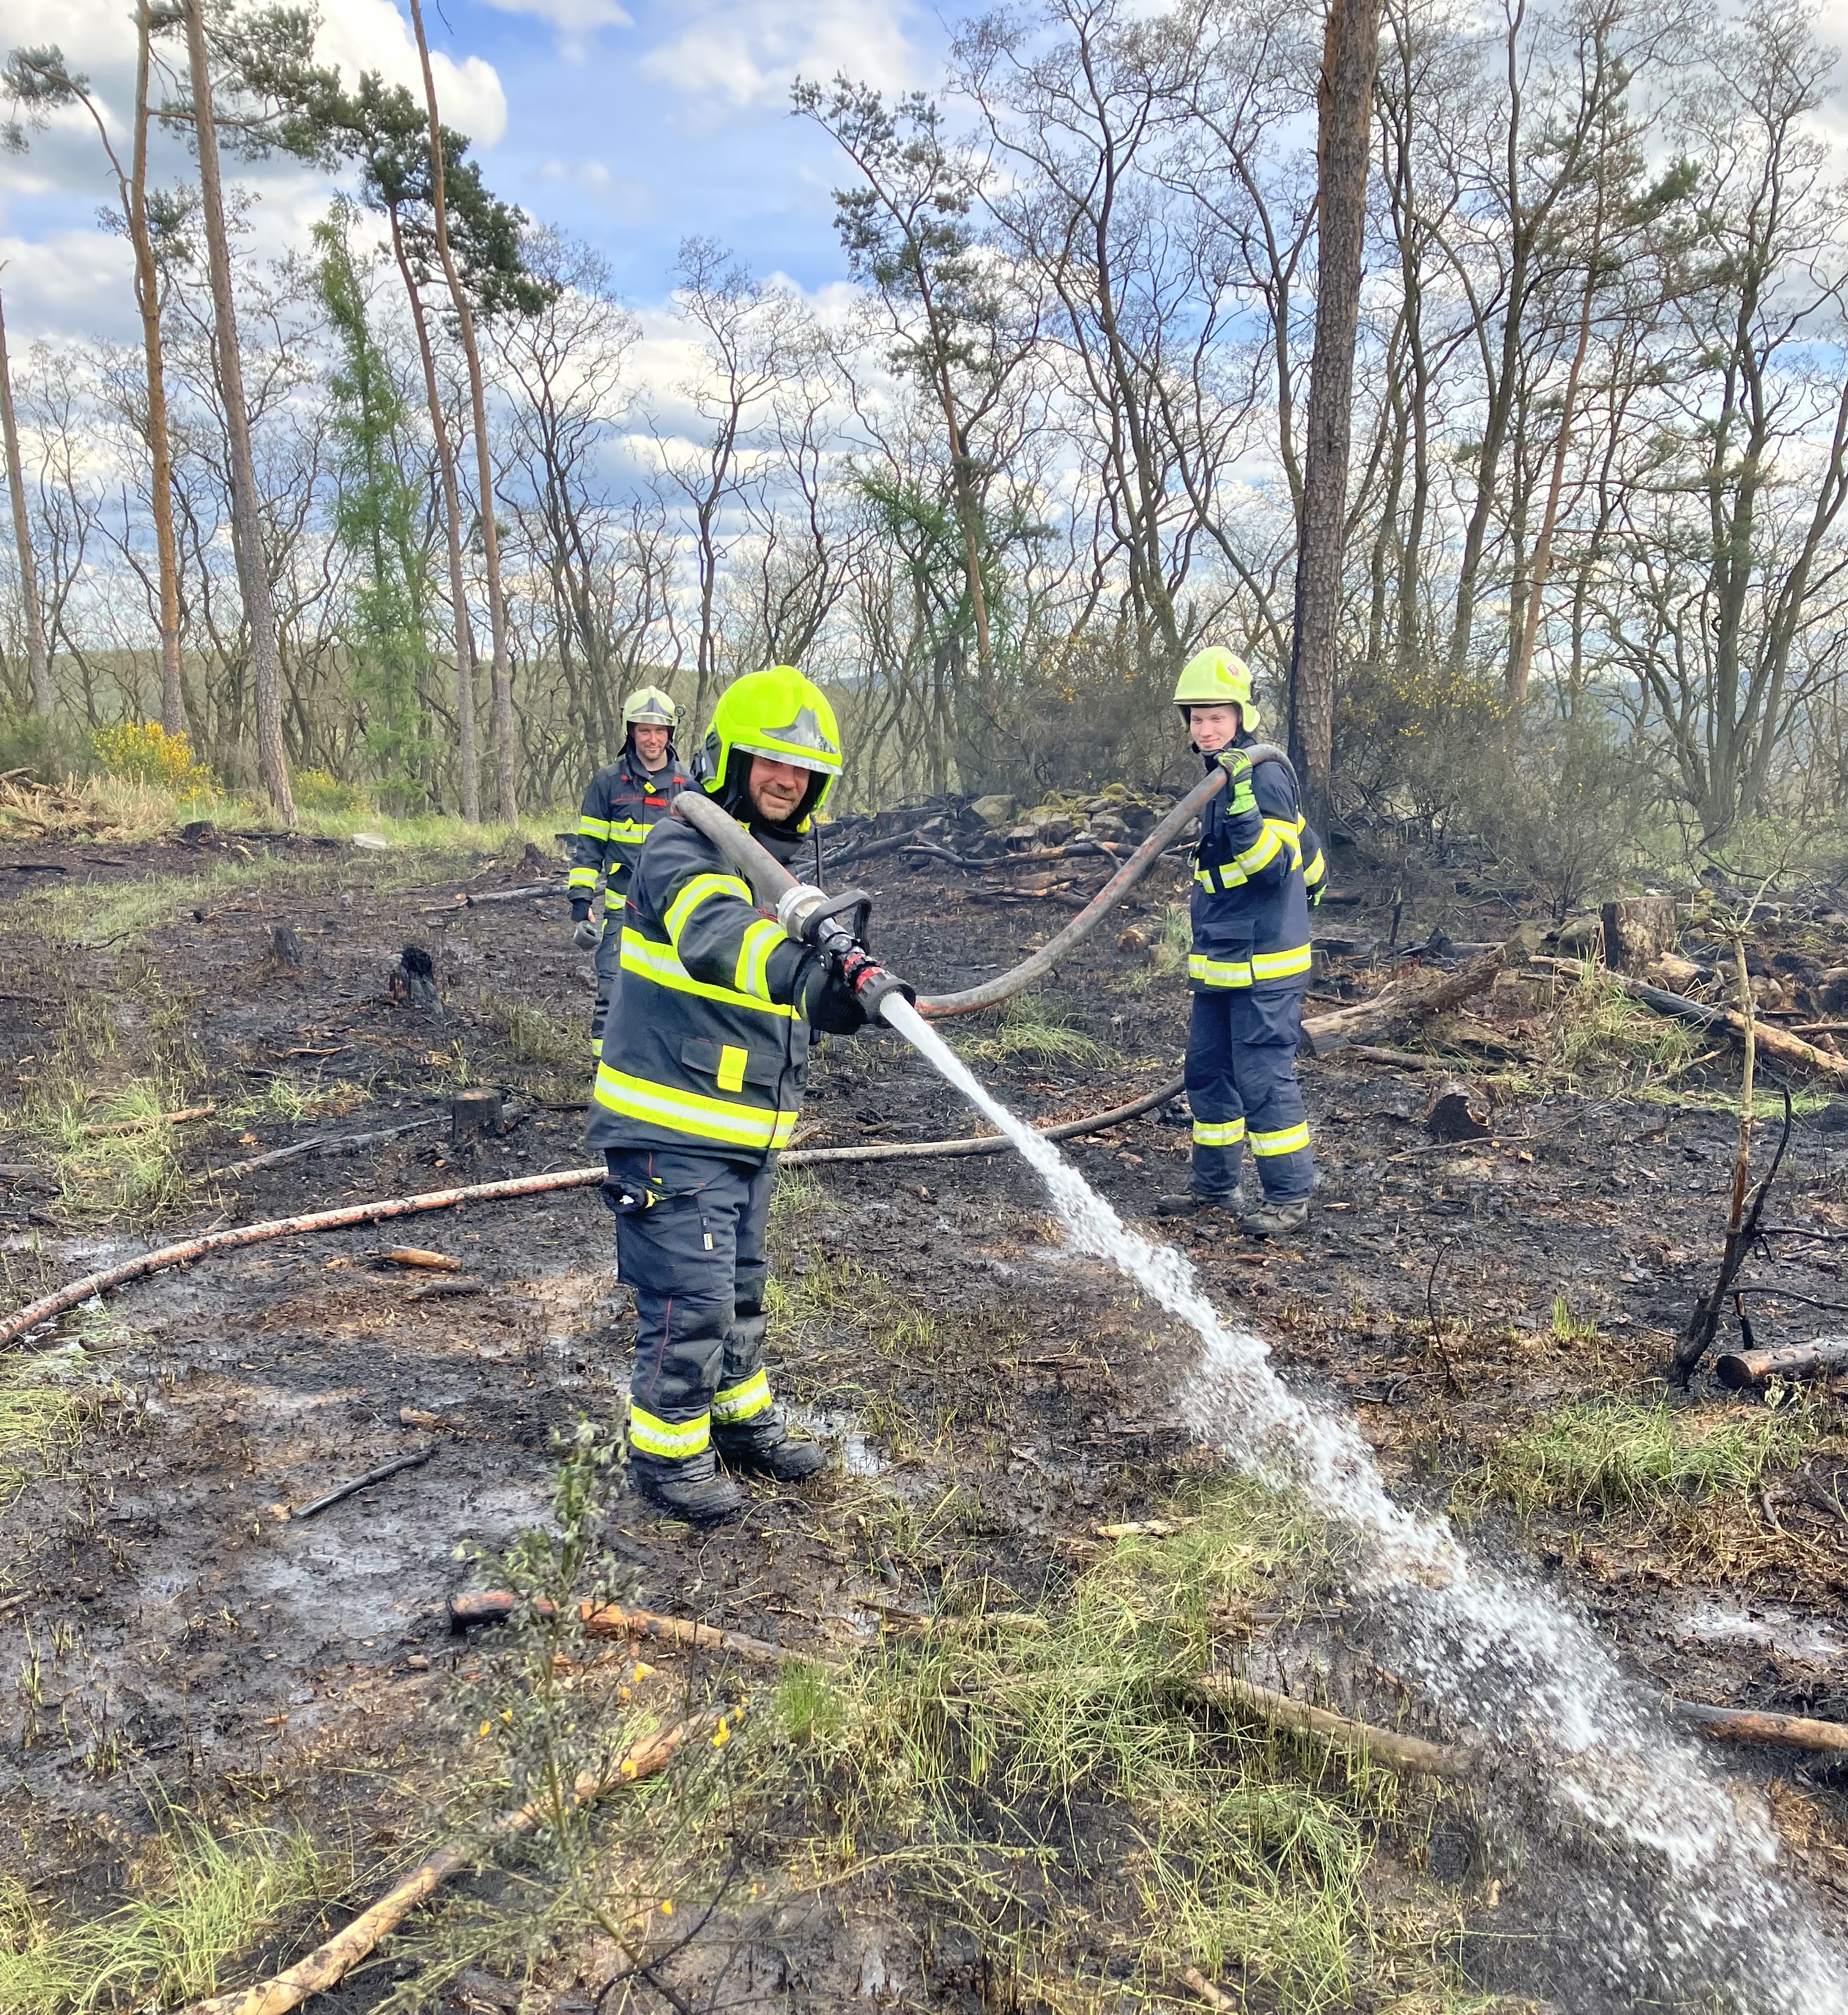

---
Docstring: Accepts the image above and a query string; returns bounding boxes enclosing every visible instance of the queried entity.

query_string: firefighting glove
[801,956,868,1035]
[1215,748,1258,818]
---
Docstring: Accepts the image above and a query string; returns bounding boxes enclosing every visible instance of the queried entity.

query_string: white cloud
[638,0,922,111]
[313,0,508,146]
[0,229,138,346]
[476,0,633,63]
[536,159,655,221]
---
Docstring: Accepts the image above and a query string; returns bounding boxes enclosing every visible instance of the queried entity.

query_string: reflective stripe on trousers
[1184,984,1313,1201]
[604,1151,781,1464]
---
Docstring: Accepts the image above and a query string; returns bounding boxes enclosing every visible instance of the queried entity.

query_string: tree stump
[1424,1077,1493,1142]
[392,944,439,1011]
[269,921,303,968]
[1601,895,1677,974]
[451,1088,502,1146]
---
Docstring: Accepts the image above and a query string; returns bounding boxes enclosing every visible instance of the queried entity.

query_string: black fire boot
[627,1448,746,1527]
[1239,1194,1311,1239]
[713,1414,826,1483]
[1155,1185,1242,1217]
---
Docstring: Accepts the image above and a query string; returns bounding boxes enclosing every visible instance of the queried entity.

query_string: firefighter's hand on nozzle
[802,957,868,1034]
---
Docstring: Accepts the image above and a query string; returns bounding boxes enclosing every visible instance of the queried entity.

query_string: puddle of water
[1674,1601,1846,1663]
[785,1404,888,1479]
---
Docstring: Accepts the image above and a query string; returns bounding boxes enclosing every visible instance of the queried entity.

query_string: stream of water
[880,995,1848,2014]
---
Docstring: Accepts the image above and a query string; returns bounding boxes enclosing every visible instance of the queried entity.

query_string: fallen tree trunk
[448,1591,796,1665]
[1535,957,1848,1085]
[1301,930,1537,1055]
[1671,1698,1848,1756]
[1714,1337,1848,1390]
[1183,1672,1472,1781]
[182,1710,716,2015]
[210,1115,444,1182]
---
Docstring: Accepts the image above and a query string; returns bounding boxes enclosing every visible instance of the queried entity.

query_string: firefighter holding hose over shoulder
[1158,648,1327,1236]
[569,687,693,1060]
[589,666,900,1526]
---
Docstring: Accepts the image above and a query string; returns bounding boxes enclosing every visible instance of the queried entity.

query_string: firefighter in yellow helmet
[588,667,899,1525]
[568,686,692,1059]
[1157,648,1327,1236]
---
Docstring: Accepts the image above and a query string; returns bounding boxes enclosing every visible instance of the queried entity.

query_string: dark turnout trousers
[603,1148,779,1461]
[592,924,621,1059]
[1185,985,1314,1201]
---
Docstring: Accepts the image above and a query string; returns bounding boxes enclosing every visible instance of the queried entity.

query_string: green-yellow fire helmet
[622,685,678,729]
[702,665,843,826]
[1172,647,1261,732]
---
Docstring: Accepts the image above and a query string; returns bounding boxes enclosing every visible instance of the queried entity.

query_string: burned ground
[0,817,1844,2013]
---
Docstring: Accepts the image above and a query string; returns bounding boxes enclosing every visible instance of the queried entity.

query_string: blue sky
[0,0,956,345]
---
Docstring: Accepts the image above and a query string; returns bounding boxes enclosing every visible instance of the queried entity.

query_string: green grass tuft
[1475,1393,1821,1516]
[956,991,1116,1071]
[0,1814,346,2011]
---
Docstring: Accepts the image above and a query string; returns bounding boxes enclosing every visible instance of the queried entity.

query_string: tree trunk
[1286,0,1384,834]
[388,205,478,822]
[407,0,517,824]
[0,285,53,719]
[132,0,188,740]
[183,0,294,822]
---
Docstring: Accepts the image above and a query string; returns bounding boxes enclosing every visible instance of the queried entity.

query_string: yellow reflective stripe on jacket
[577,814,612,840]
[1232,823,1283,876]
[593,1064,798,1150]
[628,1405,710,1458]
[1192,1116,1246,1146]
[1188,951,1253,989]
[620,929,798,1019]
[664,871,752,950]
[568,865,598,889]
[1304,848,1326,886]
[1251,944,1312,981]
[607,818,650,846]
[712,1368,773,1425]
[1262,816,1303,869]
[1250,1121,1312,1158]
[733,916,784,1002]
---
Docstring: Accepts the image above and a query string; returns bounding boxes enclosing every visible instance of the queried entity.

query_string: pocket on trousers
[1239,982,1304,1046]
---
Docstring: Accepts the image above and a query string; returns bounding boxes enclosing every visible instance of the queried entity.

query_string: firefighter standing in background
[589,665,897,1526]
[569,688,693,1059]
[1157,648,1327,1236]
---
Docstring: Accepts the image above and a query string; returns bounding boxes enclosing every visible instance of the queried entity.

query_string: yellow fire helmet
[622,685,678,730]
[701,666,843,828]
[1172,647,1261,733]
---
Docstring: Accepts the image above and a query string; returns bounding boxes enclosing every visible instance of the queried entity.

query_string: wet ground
[1,822,1846,2007]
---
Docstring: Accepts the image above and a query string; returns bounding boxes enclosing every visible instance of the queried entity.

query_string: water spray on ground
[878,992,1848,2015]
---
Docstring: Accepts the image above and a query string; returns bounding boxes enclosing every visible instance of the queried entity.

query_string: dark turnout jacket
[587,814,823,1165]
[1187,740,1327,991]
[568,743,693,919]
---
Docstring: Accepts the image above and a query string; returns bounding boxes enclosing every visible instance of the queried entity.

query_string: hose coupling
[776,883,830,941]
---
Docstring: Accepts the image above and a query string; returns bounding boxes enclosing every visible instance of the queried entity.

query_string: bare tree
[406,0,516,820]
[0,281,50,718]
[181,0,292,817]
